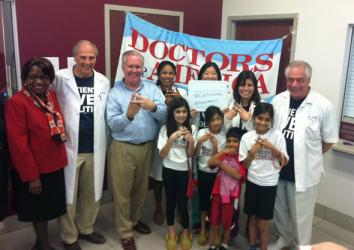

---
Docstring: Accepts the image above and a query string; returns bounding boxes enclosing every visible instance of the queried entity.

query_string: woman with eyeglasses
[5,57,68,250]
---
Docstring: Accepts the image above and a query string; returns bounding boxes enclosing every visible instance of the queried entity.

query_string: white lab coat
[52,67,110,204]
[272,90,339,192]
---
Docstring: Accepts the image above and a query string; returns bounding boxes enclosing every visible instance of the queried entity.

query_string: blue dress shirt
[106,79,167,144]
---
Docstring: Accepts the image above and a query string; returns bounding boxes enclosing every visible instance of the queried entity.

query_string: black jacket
[0,91,9,221]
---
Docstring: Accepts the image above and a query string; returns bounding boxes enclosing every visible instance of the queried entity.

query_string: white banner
[116,12,283,101]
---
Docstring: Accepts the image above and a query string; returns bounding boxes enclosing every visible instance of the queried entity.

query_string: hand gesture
[29,178,42,195]
[171,127,188,141]
[225,106,238,120]
[165,89,180,105]
[235,104,250,121]
[249,137,263,156]
[258,138,275,151]
[209,134,217,146]
[130,92,156,111]
[183,128,194,144]
[127,93,141,120]
[222,146,237,155]
[198,133,211,143]
[190,109,198,119]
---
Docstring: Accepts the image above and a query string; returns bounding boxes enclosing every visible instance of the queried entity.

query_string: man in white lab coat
[53,40,110,250]
[269,60,339,249]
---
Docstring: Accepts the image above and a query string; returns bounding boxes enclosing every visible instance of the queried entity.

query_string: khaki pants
[58,153,100,244]
[109,140,153,239]
[273,180,318,246]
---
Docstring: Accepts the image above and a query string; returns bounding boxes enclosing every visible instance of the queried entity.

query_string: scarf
[23,89,67,143]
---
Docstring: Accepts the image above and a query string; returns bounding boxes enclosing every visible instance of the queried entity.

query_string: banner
[116,12,283,100]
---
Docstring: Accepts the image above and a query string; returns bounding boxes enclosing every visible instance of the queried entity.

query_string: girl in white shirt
[239,102,288,250]
[194,106,226,246]
[150,60,187,226]
[158,97,196,250]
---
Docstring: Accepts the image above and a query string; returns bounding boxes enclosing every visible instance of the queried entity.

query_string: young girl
[191,61,223,234]
[150,60,187,225]
[207,127,247,250]
[194,106,226,246]
[158,97,197,250]
[239,102,288,250]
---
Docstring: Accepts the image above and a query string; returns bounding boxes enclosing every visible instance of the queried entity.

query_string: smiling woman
[224,70,261,133]
[5,57,68,250]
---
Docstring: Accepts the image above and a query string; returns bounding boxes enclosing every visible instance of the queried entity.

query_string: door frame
[1,0,21,95]
[226,14,298,62]
[104,4,184,82]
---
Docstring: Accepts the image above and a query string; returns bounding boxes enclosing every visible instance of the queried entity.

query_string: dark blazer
[0,91,9,221]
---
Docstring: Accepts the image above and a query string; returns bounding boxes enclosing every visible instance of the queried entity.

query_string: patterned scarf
[23,89,67,143]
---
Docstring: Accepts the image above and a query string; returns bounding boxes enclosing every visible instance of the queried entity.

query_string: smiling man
[53,40,110,250]
[269,60,339,249]
[106,50,167,250]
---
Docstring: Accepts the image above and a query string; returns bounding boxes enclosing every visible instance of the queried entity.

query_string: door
[0,0,20,220]
[234,18,295,93]
[105,5,183,85]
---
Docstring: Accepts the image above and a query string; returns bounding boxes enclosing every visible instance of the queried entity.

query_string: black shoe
[78,232,106,244]
[63,241,81,250]
[121,237,136,250]
[132,221,151,234]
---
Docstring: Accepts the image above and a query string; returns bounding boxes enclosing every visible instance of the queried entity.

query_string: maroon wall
[15,0,222,75]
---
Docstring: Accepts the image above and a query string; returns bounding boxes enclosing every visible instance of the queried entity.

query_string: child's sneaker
[249,245,258,250]
[165,234,177,250]
[219,243,228,250]
[180,232,192,250]
[207,246,216,250]
[197,231,208,246]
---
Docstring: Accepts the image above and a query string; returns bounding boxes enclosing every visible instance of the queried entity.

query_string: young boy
[207,127,246,250]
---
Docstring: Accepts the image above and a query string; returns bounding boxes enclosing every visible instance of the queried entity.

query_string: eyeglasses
[27,76,51,82]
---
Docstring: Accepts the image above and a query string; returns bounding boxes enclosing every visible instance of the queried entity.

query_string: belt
[121,140,152,146]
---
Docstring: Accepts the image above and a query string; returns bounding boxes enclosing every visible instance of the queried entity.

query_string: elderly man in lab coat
[269,60,339,249]
[53,40,109,250]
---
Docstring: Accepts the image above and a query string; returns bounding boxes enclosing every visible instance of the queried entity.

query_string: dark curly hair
[21,57,55,83]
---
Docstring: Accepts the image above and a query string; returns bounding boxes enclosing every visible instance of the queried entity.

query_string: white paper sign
[45,57,59,72]
[67,57,75,69]
[188,80,229,112]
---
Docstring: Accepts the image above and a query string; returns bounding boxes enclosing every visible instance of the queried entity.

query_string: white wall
[221,0,354,217]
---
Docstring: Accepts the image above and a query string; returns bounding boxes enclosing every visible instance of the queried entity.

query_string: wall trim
[315,203,354,233]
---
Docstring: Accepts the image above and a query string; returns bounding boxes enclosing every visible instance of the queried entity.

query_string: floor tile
[0,191,353,250]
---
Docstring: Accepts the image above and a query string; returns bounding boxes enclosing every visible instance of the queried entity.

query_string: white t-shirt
[239,128,288,186]
[158,124,197,171]
[195,128,226,173]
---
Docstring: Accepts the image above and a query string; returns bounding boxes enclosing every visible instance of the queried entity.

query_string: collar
[122,78,143,92]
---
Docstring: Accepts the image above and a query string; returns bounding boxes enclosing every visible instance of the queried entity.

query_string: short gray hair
[285,60,312,80]
[121,50,144,67]
[72,40,98,57]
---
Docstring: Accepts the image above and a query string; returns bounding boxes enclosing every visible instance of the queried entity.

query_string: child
[239,102,288,250]
[207,127,247,250]
[158,97,197,250]
[194,106,226,246]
